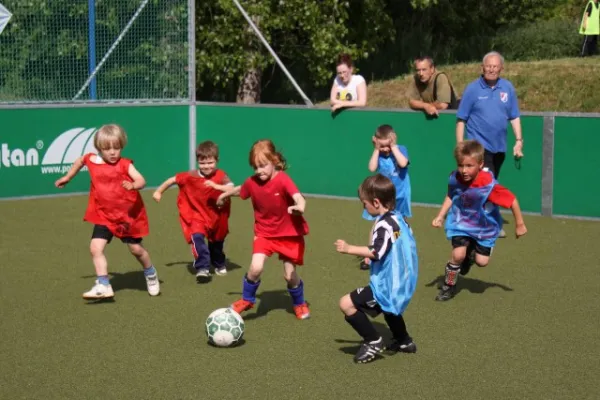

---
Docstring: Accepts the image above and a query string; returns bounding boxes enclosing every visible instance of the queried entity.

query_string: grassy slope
[364,57,600,113]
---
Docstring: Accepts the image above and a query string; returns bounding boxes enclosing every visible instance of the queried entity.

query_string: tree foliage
[196,0,393,103]
[0,0,584,104]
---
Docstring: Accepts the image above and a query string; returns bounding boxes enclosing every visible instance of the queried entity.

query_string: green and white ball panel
[205,308,245,347]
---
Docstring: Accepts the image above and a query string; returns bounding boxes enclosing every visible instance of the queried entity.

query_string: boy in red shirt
[55,124,160,299]
[153,141,233,282]
[432,140,527,301]
[217,139,310,320]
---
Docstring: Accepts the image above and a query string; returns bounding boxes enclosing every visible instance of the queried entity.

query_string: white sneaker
[145,273,160,296]
[499,229,507,238]
[196,269,210,278]
[214,266,227,276]
[82,280,114,300]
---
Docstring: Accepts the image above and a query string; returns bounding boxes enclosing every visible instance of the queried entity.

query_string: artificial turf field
[1,192,599,400]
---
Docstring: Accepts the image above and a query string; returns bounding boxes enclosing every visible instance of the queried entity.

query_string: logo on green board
[0,128,98,174]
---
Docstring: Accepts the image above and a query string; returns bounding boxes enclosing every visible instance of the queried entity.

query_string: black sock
[345,311,380,343]
[384,313,409,343]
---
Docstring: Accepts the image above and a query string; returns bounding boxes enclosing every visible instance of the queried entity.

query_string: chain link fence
[0,0,190,103]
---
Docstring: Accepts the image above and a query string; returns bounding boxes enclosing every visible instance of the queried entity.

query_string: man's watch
[516,138,523,142]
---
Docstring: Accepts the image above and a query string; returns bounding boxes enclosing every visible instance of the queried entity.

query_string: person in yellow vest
[580,0,599,57]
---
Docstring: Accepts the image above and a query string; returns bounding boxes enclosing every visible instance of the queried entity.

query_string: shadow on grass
[226,289,299,321]
[425,275,514,295]
[81,271,164,293]
[335,321,398,363]
[84,297,116,305]
[207,338,247,349]
[165,259,244,275]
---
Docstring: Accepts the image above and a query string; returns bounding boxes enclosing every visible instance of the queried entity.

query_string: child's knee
[451,247,467,264]
[339,294,356,315]
[247,263,263,281]
[89,240,104,257]
[475,255,490,267]
[340,294,354,314]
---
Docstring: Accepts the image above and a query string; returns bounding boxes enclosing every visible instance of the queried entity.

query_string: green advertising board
[2,103,598,219]
[0,106,188,199]
[196,106,543,213]
[553,117,600,218]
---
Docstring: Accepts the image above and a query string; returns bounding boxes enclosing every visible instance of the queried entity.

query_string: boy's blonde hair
[94,124,128,151]
[454,140,484,163]
[196,141,219,161]
[249,139,287,171]
[374,124,395,139]
[358,174,396,210]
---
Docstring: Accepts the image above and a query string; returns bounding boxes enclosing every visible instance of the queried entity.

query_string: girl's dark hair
[358,174,396,210]
[337,53,353,68]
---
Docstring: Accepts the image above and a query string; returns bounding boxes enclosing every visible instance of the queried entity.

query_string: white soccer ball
[205,307,245,347]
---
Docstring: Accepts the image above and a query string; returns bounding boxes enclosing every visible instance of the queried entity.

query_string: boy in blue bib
[432,140,527,301]
[361,124,411,270]
[336,174,418,363]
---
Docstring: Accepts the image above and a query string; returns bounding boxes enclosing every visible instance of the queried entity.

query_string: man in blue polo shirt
[455,51,524,179]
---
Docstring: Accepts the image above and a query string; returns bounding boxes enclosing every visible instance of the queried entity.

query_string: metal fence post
[541,115,555,217]
[88,0,97,100]
[188,0,197,170]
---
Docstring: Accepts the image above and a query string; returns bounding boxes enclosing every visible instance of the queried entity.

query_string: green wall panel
[553,117,600,218]
[197,106,543,213]
[0,106,188,199]
[498,115,543,214]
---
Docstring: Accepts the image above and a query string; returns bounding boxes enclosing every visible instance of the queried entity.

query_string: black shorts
[92,225,142,244]
[451,236,492,256]
[350,286,382,318]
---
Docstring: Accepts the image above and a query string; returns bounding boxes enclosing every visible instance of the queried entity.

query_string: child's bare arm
[123,164,146,191]
[510,198,527,238]
[389,142,409,168]
[55,156,85,188]
[334,240,375,259]
[288,193,306,215]
[368,137,380,172]
[205,181,234,192]
[216,185,241,206]
[432,196,452,227]
[389,133,409,168]
[390,146,409,168]
[153,176,177,202]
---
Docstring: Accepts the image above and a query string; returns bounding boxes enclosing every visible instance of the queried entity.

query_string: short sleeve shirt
[240,171,309,238]
[407,71,452,104]
[456,76,520,153]
[333,74,365,102]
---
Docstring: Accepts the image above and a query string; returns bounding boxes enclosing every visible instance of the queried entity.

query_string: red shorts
[252,236,305,265]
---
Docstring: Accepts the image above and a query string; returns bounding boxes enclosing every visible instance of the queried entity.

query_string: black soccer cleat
[460,245,476,276]
[354,337,384,364]
[435,284,457,301]
[389,337,417,354]
[359,260,370,270]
